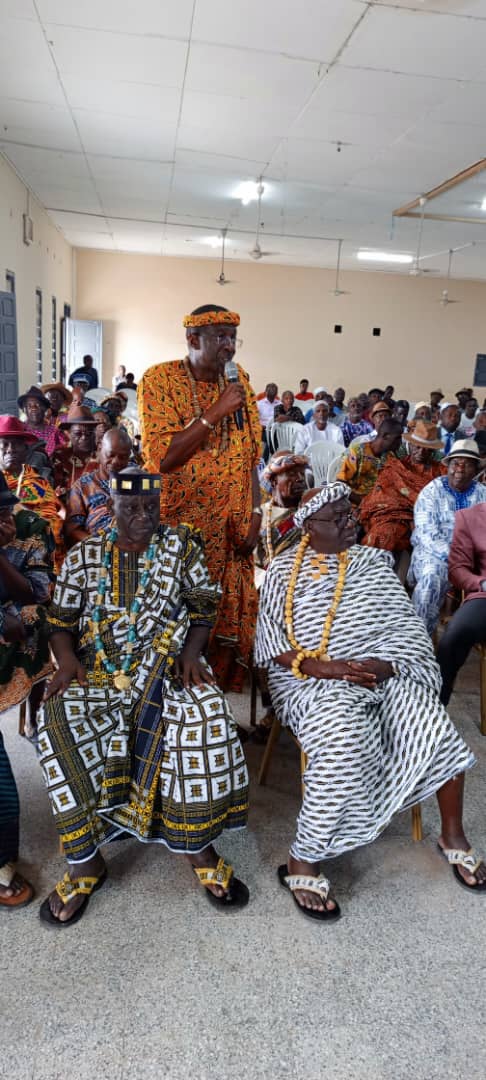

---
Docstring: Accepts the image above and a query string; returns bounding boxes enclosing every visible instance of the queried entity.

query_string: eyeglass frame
[197,329,243,349]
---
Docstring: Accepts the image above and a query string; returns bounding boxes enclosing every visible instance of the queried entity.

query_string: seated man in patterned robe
[255,483,486,922]
[38,467,249,928]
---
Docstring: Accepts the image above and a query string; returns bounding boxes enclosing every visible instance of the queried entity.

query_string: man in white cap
[408,440,486,633]
[255,482,486,920]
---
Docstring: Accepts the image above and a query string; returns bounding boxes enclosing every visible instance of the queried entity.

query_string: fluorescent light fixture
[202,235,222,248]
[233,180,264,206]
[357,250,413,264]
[481,196,486,211]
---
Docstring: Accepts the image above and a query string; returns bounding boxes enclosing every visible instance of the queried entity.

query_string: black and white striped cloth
[255,544,475,862]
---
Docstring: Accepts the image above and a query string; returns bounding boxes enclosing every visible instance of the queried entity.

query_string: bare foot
[287,854,337,913]
[438,834,486,887]
[0,873,31,900]
[47,853,106,922]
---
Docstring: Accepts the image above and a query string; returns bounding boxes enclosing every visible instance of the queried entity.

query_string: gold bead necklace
[284,533,348,679]
[183,356,229,452]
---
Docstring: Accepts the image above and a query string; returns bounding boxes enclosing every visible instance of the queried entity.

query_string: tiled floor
[2,653,485,1080]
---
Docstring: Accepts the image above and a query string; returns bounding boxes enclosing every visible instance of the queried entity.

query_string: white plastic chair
[268,422,303,453]
[308,442,344,484]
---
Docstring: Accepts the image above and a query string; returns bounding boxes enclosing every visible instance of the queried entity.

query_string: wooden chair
[258,713,423,841]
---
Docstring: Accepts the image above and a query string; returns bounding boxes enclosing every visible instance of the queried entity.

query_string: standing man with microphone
[138,304,262,691]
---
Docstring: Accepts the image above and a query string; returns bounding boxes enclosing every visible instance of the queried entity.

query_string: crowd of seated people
[2,328,486,923]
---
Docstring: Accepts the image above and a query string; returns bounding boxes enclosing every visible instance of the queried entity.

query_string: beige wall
[75,247,486,402]
[0,153,73,394]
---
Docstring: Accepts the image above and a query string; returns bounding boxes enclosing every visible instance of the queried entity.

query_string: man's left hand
[353,658,395,683]
[235,515,261,556]
[173,652,216,688]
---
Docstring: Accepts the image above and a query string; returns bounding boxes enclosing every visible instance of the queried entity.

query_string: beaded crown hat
[110,466,161,495]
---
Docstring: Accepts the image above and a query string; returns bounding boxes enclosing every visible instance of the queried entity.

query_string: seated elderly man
[257,451,307,570]
[64,428,132,546]
[273,391,305,426]
[437,502,486,704]
[294,402,344,454]
[408,440,486,634]
[255,483,486,921]
[53,404,98,497]
[360,420,444,552]
[38,467,249,928]
[336,417,402,504]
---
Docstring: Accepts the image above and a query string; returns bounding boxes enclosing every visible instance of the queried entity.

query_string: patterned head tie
[294,482,351,528]
[110,467,161,496]
[183,309,240,328]
[262,451,309,482]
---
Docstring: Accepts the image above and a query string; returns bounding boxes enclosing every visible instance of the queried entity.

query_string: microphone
[224,359,244,430]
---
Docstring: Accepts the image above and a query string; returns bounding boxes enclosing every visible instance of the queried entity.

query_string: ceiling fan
[216,228,236,285]
[249,179,281,260]
[330,239,350,296]
[439,249,460,307]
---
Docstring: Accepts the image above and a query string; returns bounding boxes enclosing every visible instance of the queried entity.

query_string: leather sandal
[278,864,341,922]
[192,856,249,910]
[437,845,486,892]
[39,869,107,928]
[0,862,34,909]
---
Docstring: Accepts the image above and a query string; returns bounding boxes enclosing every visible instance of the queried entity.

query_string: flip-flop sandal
[437,844,486,893]
[39,868,107,928]
[192,856,249,910]
[278,864,341,922]
[0,863,34,910]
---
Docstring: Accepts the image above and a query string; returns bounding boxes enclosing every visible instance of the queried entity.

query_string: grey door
[0,291,19,414]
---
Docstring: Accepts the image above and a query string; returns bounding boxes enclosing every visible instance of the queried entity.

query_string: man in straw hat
[41,382,72,426]
[53,403,99,496]
[255,482,486,920]
[37,466,249,927]
[139,304,262,692]
[408,440,486,633]
[360,419,444,553]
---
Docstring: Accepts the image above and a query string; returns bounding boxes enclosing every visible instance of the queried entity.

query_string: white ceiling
[2,0,486,278]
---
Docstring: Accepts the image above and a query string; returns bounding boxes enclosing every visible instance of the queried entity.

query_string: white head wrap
[294,482,351,528]
[313,386,328,398]
[440,401,453,413]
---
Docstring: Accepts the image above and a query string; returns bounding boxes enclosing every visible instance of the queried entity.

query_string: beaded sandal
[437,845,486,892]
[39,868,107,928]
[278,864,341,921]
[192,856,249,910]
[0,862,34,909]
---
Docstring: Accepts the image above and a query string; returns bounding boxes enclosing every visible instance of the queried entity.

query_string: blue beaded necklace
[441,476,478,511]
[90,526,158,691]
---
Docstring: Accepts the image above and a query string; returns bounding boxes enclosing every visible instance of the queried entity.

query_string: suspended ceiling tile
[342,6,486,81]
[73,110,177,159]
[399,119,486,162]
[40,191,105,213]
[3,1,37,18]
[49,210,111,232]
[0,18,64,104]
[62,78,181,122]
[180,90,307,140]
[426,81,486,126]
[175,149,269,175]
[37,0,195,36]
[303,65,454,120]
[45,24,188,87]
[0,143,92,185]
[289,108,411,149]
[372,0,486,14]
[177,125,279,163]
[0,99,80,151]
[191,0,365,59]
[270,138,376,184]
[185,43,320,102]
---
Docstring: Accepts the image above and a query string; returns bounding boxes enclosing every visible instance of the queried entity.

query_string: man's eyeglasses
[200,332,243,349]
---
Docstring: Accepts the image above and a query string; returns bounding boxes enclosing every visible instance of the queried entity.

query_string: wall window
[5,270,15,293]
[51,296,57,379]
[35,288,42,383]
